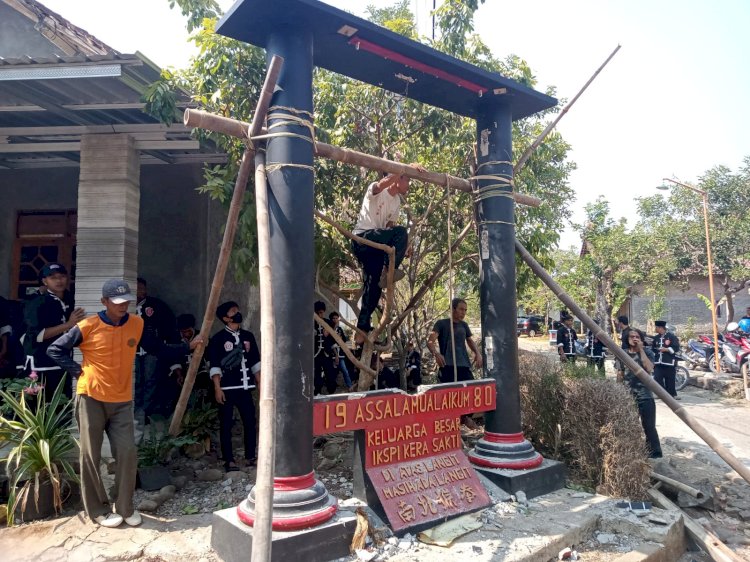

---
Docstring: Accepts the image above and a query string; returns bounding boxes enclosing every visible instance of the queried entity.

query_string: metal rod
[514,44,621,175]
[515,238,750,486]
[169,56,284,436]
[702,193,722,374]
[663,178,723,377]
[649,471,704,499]
[183,108,541,208]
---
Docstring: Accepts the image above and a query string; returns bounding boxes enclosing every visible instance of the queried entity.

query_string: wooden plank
[648,486,743,562]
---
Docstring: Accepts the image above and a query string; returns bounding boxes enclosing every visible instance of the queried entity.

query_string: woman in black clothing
[617,331,662,459]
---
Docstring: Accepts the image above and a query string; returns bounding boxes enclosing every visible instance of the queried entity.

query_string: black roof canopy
[217,0,557,120]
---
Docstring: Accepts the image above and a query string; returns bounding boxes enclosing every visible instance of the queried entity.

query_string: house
[622,275,750,334]
[0,0,259,330]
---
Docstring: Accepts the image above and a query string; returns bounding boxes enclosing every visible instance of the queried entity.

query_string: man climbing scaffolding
[351,163,425,343]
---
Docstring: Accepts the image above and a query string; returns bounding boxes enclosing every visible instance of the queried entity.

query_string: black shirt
[208,326,261,390]
[27,291,73,371]
[556,325,577,356]
[137,296,178,354]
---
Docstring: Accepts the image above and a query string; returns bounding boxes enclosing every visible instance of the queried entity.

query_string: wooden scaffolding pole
[513,44,621,175]
[515,239,750,486]
[184,108,542,208]
[250,149,276,562]
[169,56,284,436]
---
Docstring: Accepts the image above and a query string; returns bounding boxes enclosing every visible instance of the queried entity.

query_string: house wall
[0,160,260,336]
[0,167,79,298]
[629,277,750,334]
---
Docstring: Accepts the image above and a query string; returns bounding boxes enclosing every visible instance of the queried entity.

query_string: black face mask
[229,312,243,324]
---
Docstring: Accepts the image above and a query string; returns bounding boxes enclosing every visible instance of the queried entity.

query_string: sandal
[246,457,257,466]
[224,461,239,471]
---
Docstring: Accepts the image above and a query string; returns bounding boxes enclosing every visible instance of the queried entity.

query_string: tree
[635,158,750,323]
[150,1,576,376]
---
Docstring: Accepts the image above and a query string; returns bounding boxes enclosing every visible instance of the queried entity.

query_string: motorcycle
[683,339,715,371]
[708,322,750,377]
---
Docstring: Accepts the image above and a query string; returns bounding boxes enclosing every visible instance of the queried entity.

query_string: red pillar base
[468,431,543,469]
[237,472,338,531]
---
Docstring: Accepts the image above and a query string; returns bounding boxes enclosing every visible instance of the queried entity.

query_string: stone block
[211,506,357,562]
[473,457,566,499]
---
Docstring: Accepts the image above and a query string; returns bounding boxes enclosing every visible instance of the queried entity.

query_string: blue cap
[101,279,135,304]
[40,262,67,279]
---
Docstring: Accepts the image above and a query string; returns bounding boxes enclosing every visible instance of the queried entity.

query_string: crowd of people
[0,267,268,529]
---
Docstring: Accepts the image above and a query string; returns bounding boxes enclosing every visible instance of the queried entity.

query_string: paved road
[655,386,750,471]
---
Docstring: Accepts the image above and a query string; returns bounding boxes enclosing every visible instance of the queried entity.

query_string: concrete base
[211,506,357,562]
[474,457,566,499]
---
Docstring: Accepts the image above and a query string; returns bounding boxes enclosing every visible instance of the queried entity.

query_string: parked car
[517,315,546,337]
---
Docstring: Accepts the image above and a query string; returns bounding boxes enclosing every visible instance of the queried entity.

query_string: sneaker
[96,513,123,528]
[378,268,406,289]
[124,510,142,526]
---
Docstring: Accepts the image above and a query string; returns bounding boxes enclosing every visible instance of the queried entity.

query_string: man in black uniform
[134,278,178,422]
[313,301,336,395]
[208,301,261,471]
[25,263,86,399]
[556,315,577,363]
[170,314,211,407]
[651,320,680,399]
[585,322,605,374]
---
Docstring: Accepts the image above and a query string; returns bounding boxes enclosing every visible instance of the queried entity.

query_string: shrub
[0,380,78,525]
[518,352,651,499]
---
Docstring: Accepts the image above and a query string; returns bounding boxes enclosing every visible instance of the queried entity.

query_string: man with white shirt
[351,164,424,341]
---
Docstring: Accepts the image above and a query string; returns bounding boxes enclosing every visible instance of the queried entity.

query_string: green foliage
[0,377,31,417]
[681,316,697,342]
[636,159,750,321]
[155,1,575,337]
[138,419,197,467]
[181,504,200,515]
[0,380,77,526]
[142,70,179,125]
[180,401,219,442]
[168,0,220,32]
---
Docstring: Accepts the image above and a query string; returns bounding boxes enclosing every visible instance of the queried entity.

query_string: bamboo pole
[513,44,621,175]
[313,314,376,379]
[648,486,743,562]
[251,150,276,562]
[183,108,541,208]
[649,471,704,499]
[169,56,284,436]
[515,239,750,486]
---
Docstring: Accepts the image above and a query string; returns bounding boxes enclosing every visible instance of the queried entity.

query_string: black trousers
[218,388,256,466]
[653,364,676,397]
[587,356,605,374]
[439,365,473,383]
[352,226,408,331]
[39,367,72,401]
[637,398,662,457]
[314,354,337,395]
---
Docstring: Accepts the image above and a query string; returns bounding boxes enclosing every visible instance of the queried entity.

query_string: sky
[40,0,750,249]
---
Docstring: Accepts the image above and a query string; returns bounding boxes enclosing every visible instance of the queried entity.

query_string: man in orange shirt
[48,279,200,528]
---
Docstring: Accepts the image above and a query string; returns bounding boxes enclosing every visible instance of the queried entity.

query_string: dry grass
[518,352,651,499]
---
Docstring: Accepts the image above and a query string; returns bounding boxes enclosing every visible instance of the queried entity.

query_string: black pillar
[468,101,542,469]
[237,25,336,530]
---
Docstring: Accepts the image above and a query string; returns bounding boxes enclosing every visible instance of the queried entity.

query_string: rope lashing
[471,160,514,203]
[260,105,316,174]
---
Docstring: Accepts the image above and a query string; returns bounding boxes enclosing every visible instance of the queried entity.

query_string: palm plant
[0,379,78,525]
